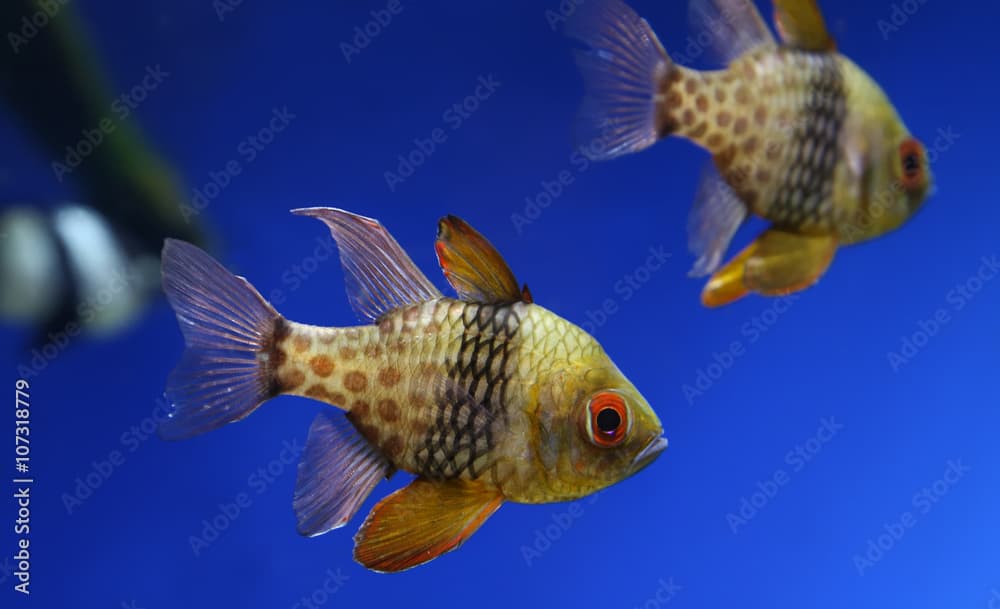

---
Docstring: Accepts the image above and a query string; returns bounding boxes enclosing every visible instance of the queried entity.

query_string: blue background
[2,1,998,607]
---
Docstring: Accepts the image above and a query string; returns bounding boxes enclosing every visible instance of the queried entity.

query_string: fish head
[529,357,666,500]
[867,118,933,236]
[889,129,934,220]
[839,61,934,242]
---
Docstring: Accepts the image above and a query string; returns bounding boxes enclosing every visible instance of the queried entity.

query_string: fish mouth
[631,436,668,473]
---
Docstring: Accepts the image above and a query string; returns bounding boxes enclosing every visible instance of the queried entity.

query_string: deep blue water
[2,1,998,607]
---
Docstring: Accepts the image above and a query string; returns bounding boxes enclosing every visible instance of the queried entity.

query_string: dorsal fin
[293,208,442,321]
[435,215,531,304]
[688,0,777,65]
[772,0,836,51]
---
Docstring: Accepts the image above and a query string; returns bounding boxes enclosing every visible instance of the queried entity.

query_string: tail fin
[159,239,281,440]
[566,0,676,161]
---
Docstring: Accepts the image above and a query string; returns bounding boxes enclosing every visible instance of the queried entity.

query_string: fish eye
[899,138,926,191]
[584,391,631,448]
[596,408,621,432]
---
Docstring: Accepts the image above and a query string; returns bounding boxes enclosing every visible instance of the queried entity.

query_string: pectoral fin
[435,215,531,303]
[772,0,836,52]
[353,478,503,572]
[701,229,837,307]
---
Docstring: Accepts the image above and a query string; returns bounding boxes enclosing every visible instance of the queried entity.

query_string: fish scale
[268,298,554,486]
[664,47,848,233]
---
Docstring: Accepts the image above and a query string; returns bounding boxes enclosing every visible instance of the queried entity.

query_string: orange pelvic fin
[701,228,838,307]
[353,478,503,573]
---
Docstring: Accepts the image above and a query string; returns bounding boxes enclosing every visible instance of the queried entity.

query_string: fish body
[570,0,932,306]
[274,297,652,503]
[160,209,665,572]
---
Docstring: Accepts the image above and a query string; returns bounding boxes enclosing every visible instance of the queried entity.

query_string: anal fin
[294,411,391,537]
[701,228,837,307]
[353,478,503,572]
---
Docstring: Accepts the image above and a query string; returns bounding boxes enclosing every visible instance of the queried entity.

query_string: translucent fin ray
[687,163,749,277]
[566,0,674,160]
[160,239,280,440]
[688,0,776,65]
[292,208,442,322]
[294,411,391,537]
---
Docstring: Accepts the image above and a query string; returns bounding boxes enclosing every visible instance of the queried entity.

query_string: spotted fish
[159,208,666,572]
[568,0,933,306]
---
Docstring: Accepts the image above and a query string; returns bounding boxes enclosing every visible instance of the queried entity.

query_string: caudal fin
[159,239,281,440]
[566,0,676,160]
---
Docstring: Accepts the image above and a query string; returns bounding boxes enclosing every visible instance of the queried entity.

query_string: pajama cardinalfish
[569,0,933,306]
[159,208,666,572]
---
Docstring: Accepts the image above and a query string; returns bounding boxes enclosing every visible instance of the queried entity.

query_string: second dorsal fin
[688,0,777,65]
[293,208,442,321]
[435,215,532,304]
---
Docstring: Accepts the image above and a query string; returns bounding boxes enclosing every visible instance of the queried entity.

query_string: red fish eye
[586,391,629,448]
[899,138,926,191]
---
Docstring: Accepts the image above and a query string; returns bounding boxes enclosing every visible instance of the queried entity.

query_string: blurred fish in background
[0,0,209,345]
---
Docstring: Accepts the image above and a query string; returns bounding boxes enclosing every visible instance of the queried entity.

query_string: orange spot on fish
[309,355,335,377]
[344,371,368,393]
